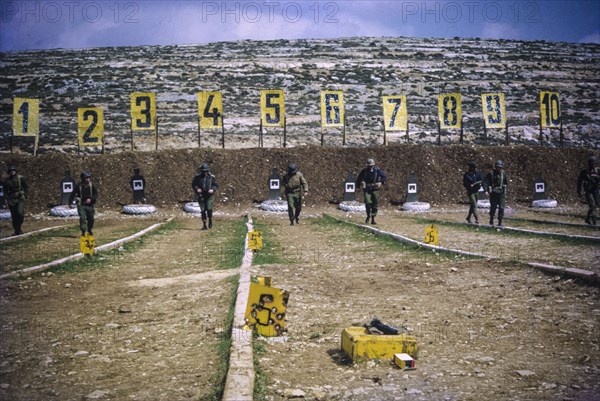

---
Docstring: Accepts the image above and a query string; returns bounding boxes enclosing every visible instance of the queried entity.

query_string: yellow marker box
[394,353,416,370]
[341,327,418,362]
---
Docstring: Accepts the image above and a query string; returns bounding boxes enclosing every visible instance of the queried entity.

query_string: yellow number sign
[261,89,285,127]
[320,90,345,127]
[424,224,439,245]
[540,91,561,128]
[437,93,462,129]
[248,229,263,251]
[198,91,223,128]
[130,92,156,130]
[78,107,104,146]
[245,276,289,337]
[80,234,96,255]
[13,97,39,137]
[481,93,506,129]
[382,95,408,131]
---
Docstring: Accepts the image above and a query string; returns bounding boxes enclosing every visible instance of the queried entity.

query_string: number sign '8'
[539,91,561,128]
[198,91,223,129]
[382,95,408,131]
[260,90,285,127]
[481,93,506,129]
[13,97,40,137]
[78,107,104,146]
[437,93,462,129]
[320,91,345,128]
[130,92,156,130]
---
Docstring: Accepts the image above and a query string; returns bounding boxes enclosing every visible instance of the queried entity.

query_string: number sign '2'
[540,92,561,128]
[78,107,104,146]
[13,97,40,137]
[130,92,156,130]
[198,91,223,128]
[260,90,285,127]
[437,93,462,129]
[481,93,506,129]
[382,95,408,131]
[320,91,345,128]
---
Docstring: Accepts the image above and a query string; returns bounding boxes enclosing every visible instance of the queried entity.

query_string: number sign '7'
[382,95,408,131]
[130,92,156,130]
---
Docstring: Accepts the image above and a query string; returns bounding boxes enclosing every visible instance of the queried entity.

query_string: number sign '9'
[13,97,40,137]
[320,91,345,128]
[130,92,156,130]
[198,91,223,128]
[78,107,104,146]
[260,90,285,127]
[382,95,408,131]
[539,91,560,128]
[481,93,506,129]
[438,93,462,129]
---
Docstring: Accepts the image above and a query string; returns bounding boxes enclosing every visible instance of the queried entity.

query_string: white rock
[283,388,306,398]
[86,390,109,399]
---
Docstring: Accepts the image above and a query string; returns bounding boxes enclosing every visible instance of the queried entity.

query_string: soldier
[577,156,599,225]
[4,165,28,236]
[282,164,308,226]
[70,171,98,237]
[356,158,387,224]
[463,161,483,224]
[485,160,508,227]
[192,163,218,230]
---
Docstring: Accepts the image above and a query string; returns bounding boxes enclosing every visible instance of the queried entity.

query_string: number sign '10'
[261,90,285,127]
[198,91,223,128]
[382,95,408,131]
[78,108,104,146]
[13,97,40,137]
[481,93,506,129]
[130,92,156,131]
[320,91,345,128]
[438,93,462,129]
[540,91,561,128]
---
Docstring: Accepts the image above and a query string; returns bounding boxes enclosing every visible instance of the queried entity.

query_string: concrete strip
[498,226,599,242]
[222,217,255,401]
[0,225,70,242]
[528,262,599,284]
[0,219,170,280]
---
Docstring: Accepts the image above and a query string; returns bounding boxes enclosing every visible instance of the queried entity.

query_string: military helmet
[495,160,504,168]
[467,161,477,168]
[588,156,598,166]
[81,171,92,180]
[288,164,297,174]
[200,163,210,172]
[7,165,16,173]
[367,158,375,166]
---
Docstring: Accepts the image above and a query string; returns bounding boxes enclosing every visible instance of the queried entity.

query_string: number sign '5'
[130,92,156,130]
[261,90,285,127]
[78,108,104,146]
[382,95,408,131]
[540,91,561,128]
[320,91,345,128]
[13,97,40,137]
[481,93,506,129]
[198,91,223,128]
[438,93,462,129]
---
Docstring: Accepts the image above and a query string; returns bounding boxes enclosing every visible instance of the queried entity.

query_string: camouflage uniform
[70,172,98,236]
[356,159,387,224]
[577,156,599,225]
[283,164,308,225]
[485,160,508,227]
[463,162,483,224]
[4,165,28,235]
[192,164,218,230]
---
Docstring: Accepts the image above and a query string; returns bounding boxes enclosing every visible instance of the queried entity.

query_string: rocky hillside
[0,37,599,153]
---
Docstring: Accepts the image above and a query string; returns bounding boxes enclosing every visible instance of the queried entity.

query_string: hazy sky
[1,0,599,52]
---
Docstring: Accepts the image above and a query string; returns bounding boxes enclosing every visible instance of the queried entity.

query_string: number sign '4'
[198,91,223,128]
[13,97,40,137]
[130,92,156,130]
[261,90,285,127]
[78,107,104,146]
[481,93,506,129]
[320,91,345,128]
[437,93,462,129]
[540,92,561,128]
[382,95,408,131]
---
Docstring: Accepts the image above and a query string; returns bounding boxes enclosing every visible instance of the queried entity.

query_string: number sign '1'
[320,91,345,128]
[13,97,40,137]
[78,107,104,146]
[382,95,408,131]
[130,92,156,130]
[437,93,462,129]
[481,93,506,129]
[260,90,285,127]
[539,91,561,128]
[198,91,223,128]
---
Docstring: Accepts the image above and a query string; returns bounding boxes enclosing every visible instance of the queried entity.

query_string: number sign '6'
[320,90,345,128]
[78,107,104,146]
[130,92,156,130]
[13,97,40,137]
[437,93,462,129]
[260,90,285,127]
[382,95,408,131]
[481,93,506,129]
[198,91,223,128]
[539,91,561,128]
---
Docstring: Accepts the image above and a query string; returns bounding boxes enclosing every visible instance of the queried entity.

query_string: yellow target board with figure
[382,95,408,132]
[80,234,96,255]
[78,107,104,146]
[424,224,439,245]
[437,93,462,129]
[248,229,263,251]
[244,276,289,337]
[540,91,561,128]
[260,89,285,127]
[481,93,506,129]
[320,90,345,127]
[130,92,156,130]
[198,91,223,128]
[13,97,39,137]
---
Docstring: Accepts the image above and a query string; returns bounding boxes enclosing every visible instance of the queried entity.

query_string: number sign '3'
[13,97,40,137]
[261,90,285,127]
[481,93,506,129]
[130,92,156,130]
[540,92,561,128]
[198,91,223,128]
[320,91,345,128]
[78,107,104,146]
[382,95,408,131]
[437,93,462,129]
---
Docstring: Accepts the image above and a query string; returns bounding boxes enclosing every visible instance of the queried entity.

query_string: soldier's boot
[592,216,598,226]
[498,219,504,228]
[208,218,213,229]
[371,216,377,225]
[585,216,592,225]
[81,229,86,236]
[201,220,208,230]
[295,216,300,224]
[290,219,294,226]
[466,213,472,224]
[489,217,494,226]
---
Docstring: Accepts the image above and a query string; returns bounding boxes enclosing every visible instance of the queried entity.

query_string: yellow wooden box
[341,326,418,361]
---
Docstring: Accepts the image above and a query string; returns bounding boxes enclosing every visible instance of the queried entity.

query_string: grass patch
[253,334,269,401]
[251,220,289,265]
[217,218,249,269]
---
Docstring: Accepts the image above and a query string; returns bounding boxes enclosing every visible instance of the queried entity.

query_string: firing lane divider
[222,215,255,401]
[328,216,600,286]
[505,217,600,230]
[0,219,172,280]
[0,225,71,242]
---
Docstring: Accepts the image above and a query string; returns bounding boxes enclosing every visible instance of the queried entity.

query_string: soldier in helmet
[463,161,483,224]
[282,164,308,225]
[356,158,387,224]
[192,163,218,230]
[577,156,599,225]
[484,160,508,227]
[70,171,98,236]
[3,164,28,235]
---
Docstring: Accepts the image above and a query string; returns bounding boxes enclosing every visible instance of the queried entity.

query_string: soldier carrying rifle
[463,161,483,224]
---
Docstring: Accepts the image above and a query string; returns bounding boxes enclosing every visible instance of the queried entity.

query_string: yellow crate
[341,326,418,361]
[394,353,416,370]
